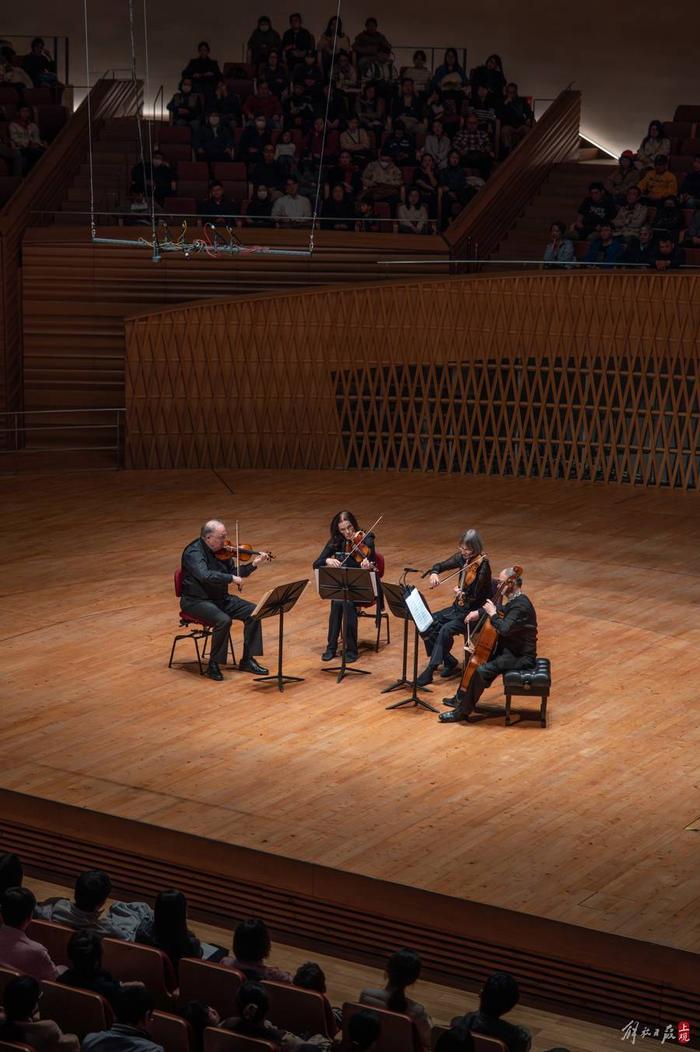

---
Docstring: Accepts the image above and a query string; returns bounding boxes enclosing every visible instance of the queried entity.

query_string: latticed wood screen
[125,273,700,488]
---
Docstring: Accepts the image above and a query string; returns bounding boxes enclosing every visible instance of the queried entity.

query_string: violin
[215,541,274,563]
[335,514,383,566]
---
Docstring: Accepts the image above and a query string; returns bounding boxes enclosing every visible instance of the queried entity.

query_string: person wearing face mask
[195,112,234,163]
[167,78,203,128]
[247,16,282,68]
[130,151,175,205]
[361,151,402,204]
[238,116,270,163]
[246,185,275,227]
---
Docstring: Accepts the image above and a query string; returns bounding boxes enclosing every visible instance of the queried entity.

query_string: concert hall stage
[1,468,699,1030]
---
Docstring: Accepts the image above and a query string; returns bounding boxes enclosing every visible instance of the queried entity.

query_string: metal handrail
[0,408,125,464]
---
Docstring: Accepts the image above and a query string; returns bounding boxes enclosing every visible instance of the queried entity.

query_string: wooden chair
[261,980,335,1038]
[148,1011,194,1052]
[0,1042,35,1052]
[203,1027,277,1052]
[102,937,176,1006]
[356,551,390,650]
[342,1001,416,1052]
[431,1027,507,1052]
[40,980,113,1039]
[26,918,73,966]
[178,958,244,1019]
[0,965,19,996]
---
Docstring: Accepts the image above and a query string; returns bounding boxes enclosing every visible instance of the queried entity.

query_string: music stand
[251,579,309,692]
[383,583,439,713]
[316,566,377,683]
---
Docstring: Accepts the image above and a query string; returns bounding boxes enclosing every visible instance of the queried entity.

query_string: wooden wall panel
[125,272,700,488]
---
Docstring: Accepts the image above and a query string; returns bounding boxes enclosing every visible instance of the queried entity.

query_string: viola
[457,565,523,695]
[215,541,274,563]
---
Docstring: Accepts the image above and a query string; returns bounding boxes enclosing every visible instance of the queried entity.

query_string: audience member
[360,948,431,1050]
[130,151,175,204]
[355,82,385,136]
[222,917,293,980]
[637,154,678,204]
[584,223,626,267]
[282,14,315,66]
[471,83,500,130]
[435,1024,475,1052]
[543,221,575,265]
[274,128,298,170]
[238,116,270,163]
[250,143,285,194]
[259,51,289,101]
[292,50,324,102]
[402,51,432,96]
[317,17,351,69]
[414,153,439,213]
[604,150,639,202]
[242,80,283,125]
[648,235,685,270]
[432,49,467,102]
[195,113,234,163]
[135,889,208,974]
[499,83,534,153]
[181,42,221,101]
[568,181,616,239]
[36,869,153,941]
[440,149,475,227]
[321,184,354,229]
[0,887,59,980]
[83,985,162,1052]
[339,115,371,161]
[179,1002,220,1052]
[471,53,507,96]
[293,961,339,1036]
[271,176,312,223]
[221,981,325,1049]
[624,224,656,265]
[58,930,140,1007]
[0,852,23,895]
[383,121,415,166]
[212,80,242,129]
[359,45,398,98]
[246,184,275,226]
[612,186,647,240]
[451,972,531,1052]
[284,82,317,130]
[352,18,392,71]
[361,151,402,203]
[651,195,682,239]
[21,38,58,87]
[167,78,203,127]
[423,118,451,169]
[0,976,79,1052]
[680,208,700,248]
[1,47,34,89]
[355,198,381,231]
[397,187,430,233]
[9,105,46,174]
[346,1009,381,1051]
[678,155,700,206]
[332,51,359,110]
[328,150,361,196]
[453,114,494,181]
[247,16,282,68]
[391,78,425,133]
[636,119,670,170]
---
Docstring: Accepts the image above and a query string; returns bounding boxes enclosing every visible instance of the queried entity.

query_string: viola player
[313,510,376,664]
[180,519,271,681]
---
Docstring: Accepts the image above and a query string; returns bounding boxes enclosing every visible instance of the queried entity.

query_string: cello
[457,564,523,696]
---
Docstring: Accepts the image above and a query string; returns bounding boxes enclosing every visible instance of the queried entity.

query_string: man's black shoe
[442,696,458,708]
[345,652,358,663]
[240,658,268,675]
[438,710,467,723]
[205,661,224,682]
[440,657,460,678]
[321,648,336,661]
[416,665,434,687]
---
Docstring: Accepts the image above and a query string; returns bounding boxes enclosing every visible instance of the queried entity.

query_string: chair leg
[375,616,381,652]
[505,693,512,726]
[227,630,237,667]
[168,636,179,669]
[193,636,205,675]
[385,612,390,645]
[541,695,548,728]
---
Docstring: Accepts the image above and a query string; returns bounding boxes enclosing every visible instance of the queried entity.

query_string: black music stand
[316,566,377,683]
[251,579,309,692]
[383,583,439,713]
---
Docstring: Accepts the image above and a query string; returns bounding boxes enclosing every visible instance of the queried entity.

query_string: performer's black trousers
[422,604,465,667]
[180,595,263,665]
[327,599,358,654]
[454,651,536,717]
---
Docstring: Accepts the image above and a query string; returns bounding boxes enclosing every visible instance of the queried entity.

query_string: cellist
[439,567,538,723]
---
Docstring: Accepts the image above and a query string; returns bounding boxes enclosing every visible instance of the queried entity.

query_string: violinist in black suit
[416,529,492,686]
[313,510,376,663]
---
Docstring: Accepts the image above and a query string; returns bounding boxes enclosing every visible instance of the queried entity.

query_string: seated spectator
[604,150,639,203]
[423,118,451,169]
[425,88,446,127]
[383,121,415,167]
[282,13,315,67]
[0,852,23,895]
[499,83,534,154]
[238,116,270,163]
[340,115,371,161]
[317,17,351,72]
[195,113,234,163]
[391,79,425,133]
[624,223,656,265]
[636,119,670,171]
[471,83,499,130]
[0,887,59,980]
[679,155,700,207]
[435,1024,475,1052]
[612,186,647,240]
[83,985,162,1052]
[332,51,359,113]
[320,183,353,230]
[439,149,474,227]
[259,50,289,102]
[135,889,205,974]
[21,37,58,87]
[223,917,293,981]
[9,106,46,174]
[0,976,79,1052]
[451,972,531,1052]
[167,78,203,127]
[649,235,685,271]
[543,221,575,265]
[360,948,431,1052]
[453,114,495,181]
[352,18,392,72]
[471,54,507,96]
[305,116,337,166]
[284,82,317,130]
[0,128,22,175]
[680,207,700,248]
[247,16,282,68]
[402,51,432,96]
[584,223,626,267]
[293,50,324,101]
[355,82,385,137]
[182,42,221,101]
[652,195,682,239]
[179,1002,220,1052]
[637,154,678,205]
[242,79,282,126]
[250,143,285,194]
[397,187,430,233]
[568,181,616,239]
[131,151,174,205]
[58,930,140,1007]
[362,151,402,203]
[212,80,242,129]
[246,185,275,226]
[122,186,156,225]
[36,869,153,941]
[355,198,380,232]
[0,46,33,90]
[347,1010,381,1051]
[414,153,439,213]
[293,962,339,1036]
[221,982,294,1049]
[432,49,468,102]
[328,150,361,196]
[274,128,297,171]
[359,46,398,101]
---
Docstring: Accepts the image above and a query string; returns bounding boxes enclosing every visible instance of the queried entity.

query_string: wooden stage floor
[2,467,700,958]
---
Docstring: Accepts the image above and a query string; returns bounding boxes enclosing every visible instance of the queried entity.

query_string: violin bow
[234,519,242,591]
[345,514,383,563]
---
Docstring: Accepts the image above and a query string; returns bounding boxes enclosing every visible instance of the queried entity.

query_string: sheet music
[251,587,275,618]
[405,587,434,632]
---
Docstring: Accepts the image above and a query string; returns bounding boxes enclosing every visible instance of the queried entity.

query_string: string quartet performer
[415,529,492,687]
[439,566,538,723]
[313,510,377,664]
[180,519,272,682]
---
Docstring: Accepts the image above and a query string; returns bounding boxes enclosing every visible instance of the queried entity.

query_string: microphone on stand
[403,567,419,574]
